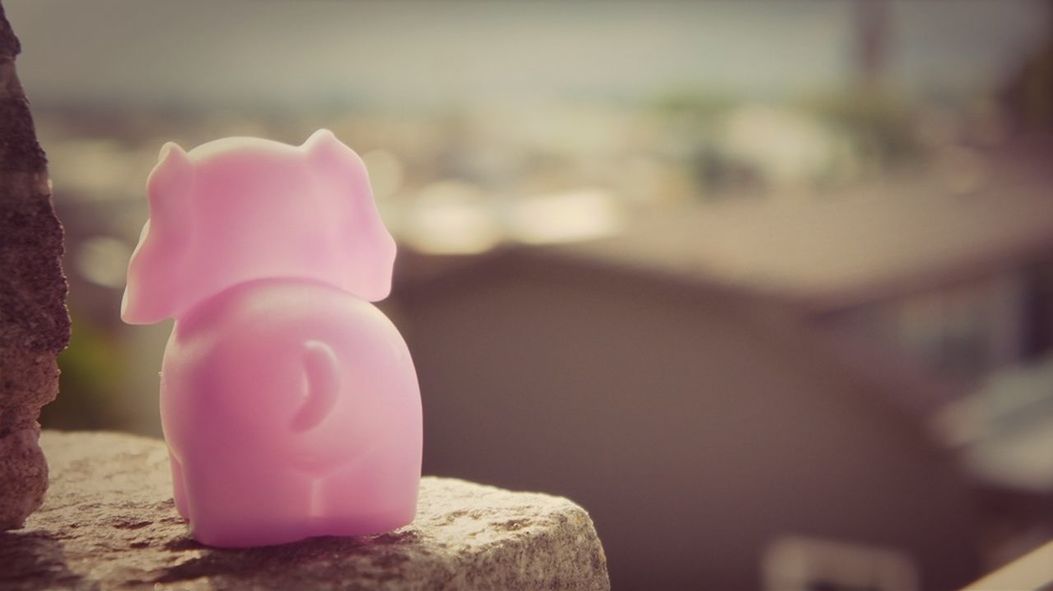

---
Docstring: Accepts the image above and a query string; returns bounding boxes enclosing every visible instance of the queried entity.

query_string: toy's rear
[122,130,422,548]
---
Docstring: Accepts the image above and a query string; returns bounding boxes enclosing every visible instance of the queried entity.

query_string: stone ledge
[0,431,609,590]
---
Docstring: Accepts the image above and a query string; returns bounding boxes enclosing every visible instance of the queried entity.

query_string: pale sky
[4,0,1049,110]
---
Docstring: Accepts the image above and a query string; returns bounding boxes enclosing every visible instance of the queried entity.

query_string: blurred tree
[1001,0,1053,132]
[41,311,129,430]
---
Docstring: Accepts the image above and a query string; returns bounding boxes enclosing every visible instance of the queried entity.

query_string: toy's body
[122,131,421,547]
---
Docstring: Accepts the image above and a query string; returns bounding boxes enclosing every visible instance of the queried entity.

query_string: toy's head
[122,130,396,324]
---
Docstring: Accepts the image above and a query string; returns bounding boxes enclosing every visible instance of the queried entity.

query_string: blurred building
[391,245,977,589]
[384,137,1053,589]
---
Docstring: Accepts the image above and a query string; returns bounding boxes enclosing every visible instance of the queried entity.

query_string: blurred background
[7,0,1053,588]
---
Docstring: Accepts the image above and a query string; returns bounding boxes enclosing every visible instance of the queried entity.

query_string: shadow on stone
[154,529,420,586]
[0,530,92,590]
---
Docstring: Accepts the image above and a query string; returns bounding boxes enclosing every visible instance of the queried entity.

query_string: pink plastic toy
[122,130,422,548]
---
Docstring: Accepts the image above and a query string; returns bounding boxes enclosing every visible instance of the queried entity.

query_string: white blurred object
[76,236,132,288]
[721,104,837,190]
[402,180,502,255]
[48,139,142,200]
[507,189,623,245]
[933,356,1053,492]
[763,535,918,591]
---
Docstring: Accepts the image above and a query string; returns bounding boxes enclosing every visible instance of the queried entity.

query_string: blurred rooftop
[553,139,1053,314]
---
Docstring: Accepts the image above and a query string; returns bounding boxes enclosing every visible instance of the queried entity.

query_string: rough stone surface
[0,1,71,530]
[0,431,610,590]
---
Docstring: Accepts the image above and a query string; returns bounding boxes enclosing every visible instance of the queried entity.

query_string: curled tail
[290,340,340,432]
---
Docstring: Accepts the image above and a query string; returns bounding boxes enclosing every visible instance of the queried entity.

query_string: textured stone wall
[0,1,70,530]
[0,431,610,590]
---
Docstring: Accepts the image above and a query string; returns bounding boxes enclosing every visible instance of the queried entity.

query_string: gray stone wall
[0,1,70,530]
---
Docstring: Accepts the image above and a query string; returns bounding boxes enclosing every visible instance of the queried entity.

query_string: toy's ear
[146,142,194,223]
[303,129,396,301]
[121,143,195,324]
[302,129,343,162]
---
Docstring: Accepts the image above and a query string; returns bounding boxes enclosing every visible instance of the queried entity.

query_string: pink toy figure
[121,130,422,548]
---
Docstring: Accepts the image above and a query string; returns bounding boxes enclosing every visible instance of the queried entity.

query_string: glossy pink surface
[122,130,422,547]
